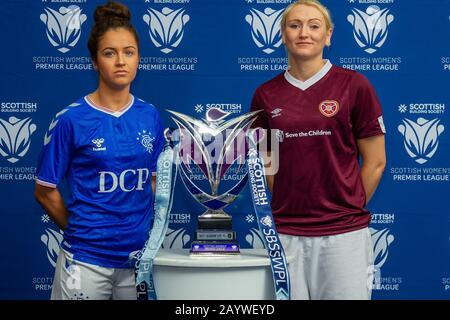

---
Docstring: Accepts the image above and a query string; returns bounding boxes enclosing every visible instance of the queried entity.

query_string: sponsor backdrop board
[0,0,449,299]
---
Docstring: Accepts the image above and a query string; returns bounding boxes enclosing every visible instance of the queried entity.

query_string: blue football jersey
[36,95,165,268]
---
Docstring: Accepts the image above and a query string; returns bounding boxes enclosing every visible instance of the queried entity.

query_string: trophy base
[198,214,232,230]
[192,210,239,255]
[196,229,236,241]
[190,240,240,255]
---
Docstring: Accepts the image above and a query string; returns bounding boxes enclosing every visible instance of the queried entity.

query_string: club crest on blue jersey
[319,100,339,117]
[137,130,155,154]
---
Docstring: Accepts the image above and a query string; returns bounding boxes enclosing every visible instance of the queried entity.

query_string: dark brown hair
[87,1,139,62]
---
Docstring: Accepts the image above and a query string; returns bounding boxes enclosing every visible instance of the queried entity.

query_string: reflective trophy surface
[167,108,259,255]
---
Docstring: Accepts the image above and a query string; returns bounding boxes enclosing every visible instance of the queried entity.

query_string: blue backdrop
[0,0,449,299]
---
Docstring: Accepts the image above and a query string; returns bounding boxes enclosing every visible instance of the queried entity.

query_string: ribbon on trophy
[246,131,291,300]
[136,141,177,300]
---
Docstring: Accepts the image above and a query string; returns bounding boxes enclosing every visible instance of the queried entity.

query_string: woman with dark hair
[34,1,164,300]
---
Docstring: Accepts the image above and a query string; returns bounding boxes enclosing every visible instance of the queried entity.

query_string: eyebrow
[288,18,323,23]
[100,46,137,52]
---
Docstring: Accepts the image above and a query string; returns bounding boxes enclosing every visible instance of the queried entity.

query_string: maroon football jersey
[251,61,385,236]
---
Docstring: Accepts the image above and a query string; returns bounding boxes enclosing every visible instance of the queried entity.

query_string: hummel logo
[271,108,282,118]
[92,138,104,148]
[92,138,106,151]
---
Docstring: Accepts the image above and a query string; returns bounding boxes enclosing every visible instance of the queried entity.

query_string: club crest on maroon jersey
[319,100,339,117]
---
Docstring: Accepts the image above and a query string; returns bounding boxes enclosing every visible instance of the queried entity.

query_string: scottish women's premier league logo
[398,117,445,164]
[347,6,394,54]
[40,6,87,53]
[245,7,284,54]
[0,116,36,163]
[143,7,190,54]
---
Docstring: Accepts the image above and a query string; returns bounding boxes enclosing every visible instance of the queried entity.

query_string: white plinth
[153,249,289,300]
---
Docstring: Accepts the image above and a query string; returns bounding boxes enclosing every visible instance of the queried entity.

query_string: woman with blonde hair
[250,0,386,300]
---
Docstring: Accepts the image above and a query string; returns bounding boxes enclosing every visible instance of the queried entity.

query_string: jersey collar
[84,94,134,118]
[284,60,332,91]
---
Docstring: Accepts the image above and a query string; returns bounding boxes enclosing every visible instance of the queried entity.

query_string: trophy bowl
[167,107,260,255]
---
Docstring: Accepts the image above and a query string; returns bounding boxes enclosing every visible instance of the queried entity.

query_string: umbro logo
[92,138,106,151]
[271,108,282,118]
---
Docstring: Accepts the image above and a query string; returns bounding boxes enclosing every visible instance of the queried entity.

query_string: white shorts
[280,227,374,300]
[51,249,137,300]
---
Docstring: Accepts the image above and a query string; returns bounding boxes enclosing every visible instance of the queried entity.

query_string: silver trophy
[167,107,260,254]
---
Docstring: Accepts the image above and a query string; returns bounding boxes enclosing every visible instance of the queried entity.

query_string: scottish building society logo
[40,6,87,53]
[398,118,445,164]
[143,7,190,54]
[0,117,36,163]
[245,8,284,54]
[347,6,394,54]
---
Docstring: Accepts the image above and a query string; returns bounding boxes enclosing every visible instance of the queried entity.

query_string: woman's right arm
[34,183,69,230]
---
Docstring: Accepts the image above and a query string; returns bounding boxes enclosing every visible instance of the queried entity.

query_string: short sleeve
[151,111,165,175]
[250,87,272,151]
[351,73,386,139]
[36,113,73,188]
[250,88,270,129]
